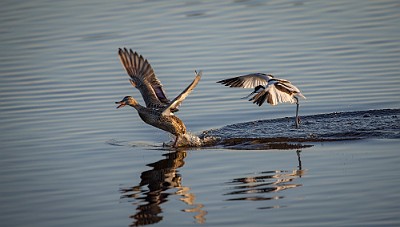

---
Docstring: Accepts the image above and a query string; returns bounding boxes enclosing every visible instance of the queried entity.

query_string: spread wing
[217,73,271,88]
[162,71,202,116]
[250,79,305,106]
[118,48,170,108]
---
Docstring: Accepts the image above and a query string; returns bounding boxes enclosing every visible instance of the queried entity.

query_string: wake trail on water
[175,109,399,150]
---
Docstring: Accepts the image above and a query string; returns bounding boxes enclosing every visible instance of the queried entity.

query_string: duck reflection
[120,150,207,226]
[224,150,305,209]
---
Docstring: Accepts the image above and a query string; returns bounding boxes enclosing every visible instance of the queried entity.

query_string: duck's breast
[138,112,186,136]
[160,115,186,136]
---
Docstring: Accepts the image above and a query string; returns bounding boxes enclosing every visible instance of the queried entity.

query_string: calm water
[1,0,400,226]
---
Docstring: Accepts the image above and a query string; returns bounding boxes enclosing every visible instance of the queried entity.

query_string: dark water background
[1,0,399,226]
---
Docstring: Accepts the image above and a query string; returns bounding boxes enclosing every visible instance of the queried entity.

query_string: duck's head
[115,96,138,109]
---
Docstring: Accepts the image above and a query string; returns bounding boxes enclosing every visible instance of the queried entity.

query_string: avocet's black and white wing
[251,78,306,106]
[217,73,273,88]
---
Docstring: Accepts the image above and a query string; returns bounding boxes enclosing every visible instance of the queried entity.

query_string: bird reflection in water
[224,150,305,209]
[120,150,207,226]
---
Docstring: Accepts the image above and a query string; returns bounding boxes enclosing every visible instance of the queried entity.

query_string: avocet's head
[254,85,265,93]
[241,85,266,99]
[115,96,138,109]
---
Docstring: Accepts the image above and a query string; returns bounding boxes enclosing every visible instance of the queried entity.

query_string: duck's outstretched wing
[217,73,270,88]
[250,79,305,106]
[162,71,202,116]
[118,48,170,108]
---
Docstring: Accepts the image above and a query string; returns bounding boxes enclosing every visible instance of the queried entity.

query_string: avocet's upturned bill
[217,73,306,128]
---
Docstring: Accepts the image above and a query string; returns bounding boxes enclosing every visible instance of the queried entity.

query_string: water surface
[1,0,399,226]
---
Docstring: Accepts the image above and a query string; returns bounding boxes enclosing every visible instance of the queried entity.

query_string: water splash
[163,132,220,148]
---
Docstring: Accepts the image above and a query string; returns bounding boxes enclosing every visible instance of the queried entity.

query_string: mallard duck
[217,73,305,128]
[116,48,201,147]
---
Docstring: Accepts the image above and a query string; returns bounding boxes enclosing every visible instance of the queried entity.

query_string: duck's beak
[115,101,126,109]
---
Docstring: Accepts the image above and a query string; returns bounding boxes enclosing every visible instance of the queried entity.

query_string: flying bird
[116,48,201,147]
[217,73,305,128]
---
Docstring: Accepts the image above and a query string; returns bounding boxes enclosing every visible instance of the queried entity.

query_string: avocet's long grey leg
[294,96,300,129]
[296,150,302,170]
